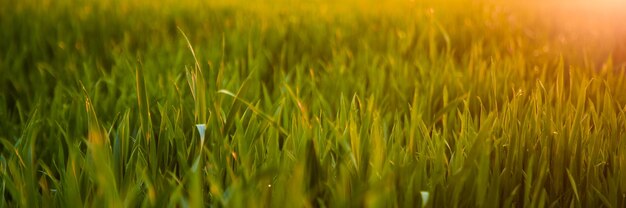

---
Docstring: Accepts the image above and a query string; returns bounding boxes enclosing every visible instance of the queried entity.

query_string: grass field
[2,0,626,207]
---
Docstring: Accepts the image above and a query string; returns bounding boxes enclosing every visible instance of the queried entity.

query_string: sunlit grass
[1,0,626,207]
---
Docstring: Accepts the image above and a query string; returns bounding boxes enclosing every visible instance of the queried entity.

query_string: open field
[2,0,626,207]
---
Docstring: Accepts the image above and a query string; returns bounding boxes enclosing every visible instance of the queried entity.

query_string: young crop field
[2,0,626,207]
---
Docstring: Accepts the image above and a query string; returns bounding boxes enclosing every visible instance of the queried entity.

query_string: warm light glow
[528,0,626,39]
[574,0,626,10]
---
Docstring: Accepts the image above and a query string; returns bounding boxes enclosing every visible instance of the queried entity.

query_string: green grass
[2,0,626,207]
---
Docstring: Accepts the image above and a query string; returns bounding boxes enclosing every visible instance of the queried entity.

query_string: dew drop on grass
[420,191,430,207]
[196,124,206,145]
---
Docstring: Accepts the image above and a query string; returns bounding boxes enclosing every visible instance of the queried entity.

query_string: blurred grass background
[2,0,626,207]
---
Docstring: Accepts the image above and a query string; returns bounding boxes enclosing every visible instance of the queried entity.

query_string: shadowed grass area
[1,0,626,207]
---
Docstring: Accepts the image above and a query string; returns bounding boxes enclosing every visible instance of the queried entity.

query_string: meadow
[2,0,626,207]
